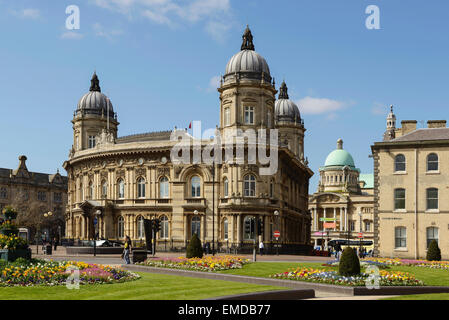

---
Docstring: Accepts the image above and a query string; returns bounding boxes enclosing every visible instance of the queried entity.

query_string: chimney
[401,120,417,135]
[18,155,28,170]
[427,120,446,129]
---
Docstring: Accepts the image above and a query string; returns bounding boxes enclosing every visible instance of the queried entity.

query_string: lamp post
[358,211,362,257]
[274,210,279,256]
[93,210,101,257]
[211,163,216,256]
[38,211,52,254]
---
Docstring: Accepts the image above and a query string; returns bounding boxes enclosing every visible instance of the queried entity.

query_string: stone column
[340,207,343,231]
[237,215,241,243]
[333,208,336,231]
[313,207,317,231]
[344,207,348,231]
[184,214,189,241]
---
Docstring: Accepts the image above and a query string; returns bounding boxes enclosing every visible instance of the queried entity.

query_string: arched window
[223,178,229,197]
[137,216,145,239]
[427,153,439,172]
[426,188,438,210]
[160,215,169,239]
[426,227,439,248]
[394,154,406,172]
[223,218,229,240]
[117,179,125,199]
[191,216,201,237]
[243,216,256,240]
[269,180,274,198]
[102,180,108,198]
[191,176,201,198]
[159,177,169,198]
[394,188,406,210]
[137,177,146,198]
[395,227,406,248]
[80,183,84,201]
[244,174,256,197]
[117,216,124,239]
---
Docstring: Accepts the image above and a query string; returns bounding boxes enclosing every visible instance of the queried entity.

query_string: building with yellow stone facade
[63,27,313,253]
[372,106,449,259]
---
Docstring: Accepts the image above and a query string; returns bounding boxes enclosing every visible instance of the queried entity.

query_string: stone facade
[0,155,68,239]
[372,109,449,259]
[63,27,314,253]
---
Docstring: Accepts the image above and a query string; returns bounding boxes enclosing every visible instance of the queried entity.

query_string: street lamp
[37,211,52,254]
[93,210,101,257]
[358,211,363,257]
[274,210,279,256]
[211,163,216,256]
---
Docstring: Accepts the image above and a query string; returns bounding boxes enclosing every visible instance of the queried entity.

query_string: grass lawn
[0,272,285,300]
[383,293,449,300]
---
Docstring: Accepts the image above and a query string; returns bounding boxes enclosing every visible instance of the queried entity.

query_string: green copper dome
[323,139,355,168]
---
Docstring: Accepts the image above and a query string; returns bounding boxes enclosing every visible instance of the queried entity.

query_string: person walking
[53,237,58,252]
[123,236,132,264]
[259,241,264,255]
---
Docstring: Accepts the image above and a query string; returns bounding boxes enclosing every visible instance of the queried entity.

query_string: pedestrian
[53,237,58,251]
[122,236,132,264]
[259,241,264,255]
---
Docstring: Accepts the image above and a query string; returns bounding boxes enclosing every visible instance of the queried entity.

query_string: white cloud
[11,8,41,19]
[93,23,124,40]
[371,102,388,115]
[61,31,84,40]
[92,0,233,42]
[208,75,221,90]
[297,96,348,115]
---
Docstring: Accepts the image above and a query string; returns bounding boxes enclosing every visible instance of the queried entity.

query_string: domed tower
[274,81,305,160]
[72,72,119,151]
[383,105,396,141]
[318,139,360,193]
[218,26,277,138]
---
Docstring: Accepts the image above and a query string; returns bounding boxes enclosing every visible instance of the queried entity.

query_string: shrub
[338,247,361,276]
[11,257,31,266]
[426,240,441,261]
[186,233,203,259]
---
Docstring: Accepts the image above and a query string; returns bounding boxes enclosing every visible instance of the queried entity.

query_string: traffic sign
[319,218,336,222]
[357,233,363,238]
[273,230,280,238]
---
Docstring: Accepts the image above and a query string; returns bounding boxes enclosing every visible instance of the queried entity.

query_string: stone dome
[275,81,301,123]
[76,73,114,117]
[324,139,356,168]
[223,26,271,83]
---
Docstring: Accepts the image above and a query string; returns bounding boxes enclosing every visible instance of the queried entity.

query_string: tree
[338,247,361,276]
[426,240,441,261]
[186,233,203,258]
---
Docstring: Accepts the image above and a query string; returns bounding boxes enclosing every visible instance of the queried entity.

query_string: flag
[189,122,192,129]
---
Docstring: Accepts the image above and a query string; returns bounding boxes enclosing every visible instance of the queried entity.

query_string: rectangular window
[394,189,405,210]
[224,108,230,126]
[350,221,355,232]
[395,227,407,248]
[426,227,438,248]
[88,136,96,148]
[37,191,47,202]
[364,221,371,232]
[54,192,62,203]
[244,106,254,125]
[427,188,438,210]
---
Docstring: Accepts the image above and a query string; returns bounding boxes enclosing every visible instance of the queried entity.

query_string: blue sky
[0,0,448,192]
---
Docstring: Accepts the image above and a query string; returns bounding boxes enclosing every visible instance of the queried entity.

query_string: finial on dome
[90,72,101,92]
[279,81,289,99]
[337,138,343,150]
[241,25,255,51]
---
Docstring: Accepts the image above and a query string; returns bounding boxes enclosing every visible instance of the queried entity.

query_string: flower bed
[138,255,251,272]
[270,267,423,286]
[362,258,449,270]
[323,259,389,269]
[0,259,140,287]
[0,234,28,250]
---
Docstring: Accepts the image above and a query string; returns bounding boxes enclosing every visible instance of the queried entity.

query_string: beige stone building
[309,139,374,251]
[372,106,449,259]
[0,155,68,240]
[63,27,313,253]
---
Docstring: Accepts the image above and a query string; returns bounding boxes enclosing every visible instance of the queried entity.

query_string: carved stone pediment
[157,167,170,177]
[135,168,146,177]
[116,169,126,178]
[100,171,108,180]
